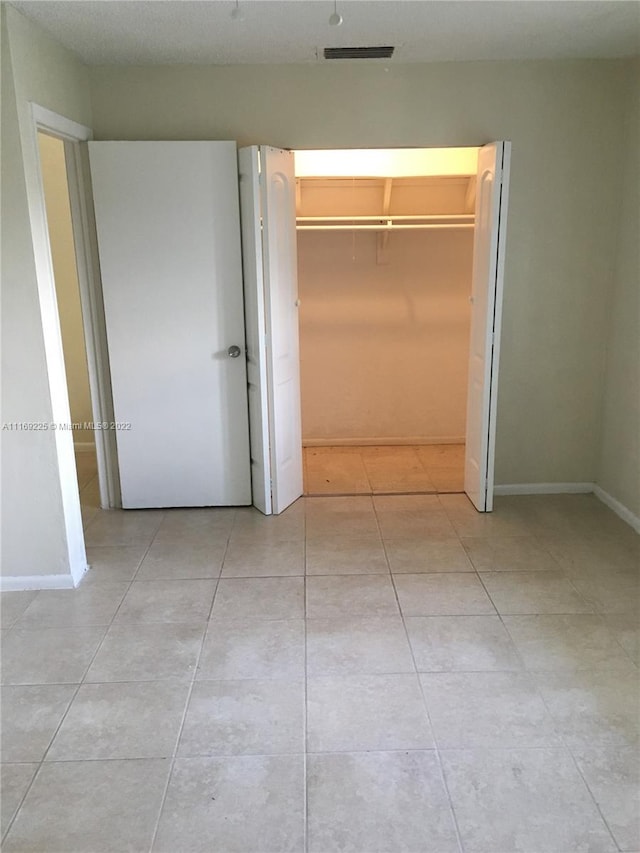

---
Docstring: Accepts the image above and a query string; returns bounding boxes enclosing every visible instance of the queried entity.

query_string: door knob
[227,345,242,358]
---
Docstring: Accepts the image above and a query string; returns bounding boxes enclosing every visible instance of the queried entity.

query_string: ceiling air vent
[323,46,395,60]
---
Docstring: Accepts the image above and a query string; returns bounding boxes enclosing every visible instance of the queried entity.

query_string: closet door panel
[260,146,304,514]
[239,145,303,515]
[464,141,511,512]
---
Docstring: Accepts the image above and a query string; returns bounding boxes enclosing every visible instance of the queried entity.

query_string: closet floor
[303,444,465,496]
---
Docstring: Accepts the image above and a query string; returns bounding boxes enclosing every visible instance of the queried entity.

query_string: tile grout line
[555,573,640,667]
[76,528,156,656]
[12,508,234,852]
[2,741,606,762]
[528,665,625,853]
[4,512,172,844]
[129,515,174,581]
[84,513,160,585]
[145,674,202,852]
[145,514,234,853]
[1,608,117,845]
[470,537,633,850]
[303,502,309,853]
[85,508,166,551]
[362,449,373,495]
[463,537,637,667]
[303,445,463,497]
[3,497,636,850]
[375,493,466,853]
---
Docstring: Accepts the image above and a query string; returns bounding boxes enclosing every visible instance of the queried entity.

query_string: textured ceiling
[10,0,640,65]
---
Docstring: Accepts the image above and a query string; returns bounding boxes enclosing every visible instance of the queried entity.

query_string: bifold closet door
[89,141,251,508]
[464,141,511,512]
[238,146,272,515]
[239,145,303,515]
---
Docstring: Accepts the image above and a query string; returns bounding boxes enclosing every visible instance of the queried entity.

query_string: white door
[464,141,511,511]
[89,141,251,508]
[239,146,303,515]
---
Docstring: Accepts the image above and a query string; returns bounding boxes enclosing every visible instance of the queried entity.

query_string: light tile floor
[1,463,639,852]
[303,444,465,495]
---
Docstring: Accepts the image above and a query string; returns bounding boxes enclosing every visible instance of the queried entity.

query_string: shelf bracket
[377,178,393,265]
[295,179,302,215]
[465,176,477,213]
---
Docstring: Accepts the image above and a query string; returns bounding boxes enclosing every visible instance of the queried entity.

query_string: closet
[87,141,508,514]
[295,158,477,496]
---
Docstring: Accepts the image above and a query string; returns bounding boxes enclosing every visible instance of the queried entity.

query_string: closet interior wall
[297,174,474,494]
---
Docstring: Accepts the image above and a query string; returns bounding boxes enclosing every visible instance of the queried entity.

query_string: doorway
[293,147,476,497]
[239,141,509,515]
[37,132,101,521]
[29,105,120,585]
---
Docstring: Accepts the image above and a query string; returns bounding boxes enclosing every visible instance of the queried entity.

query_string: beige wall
[597,61,640,518]
[89,59,630,487]
[37,132,94,447]
[299,229,472,444]
[2,0,637,589]
[1,5,92,579]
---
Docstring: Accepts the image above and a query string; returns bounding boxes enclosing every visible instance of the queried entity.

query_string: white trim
[494,482,594,495]
[25,104,91,586]
[27,103,119,588]
[303,437,465,447]
[1,574,78,591]
[593,485,640,534]
[483,140,511,512]
[65,140,120,509]
[30,104,91,143]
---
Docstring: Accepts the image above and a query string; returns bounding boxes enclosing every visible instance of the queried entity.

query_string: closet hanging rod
[296,214,475,222]
[296,223,475,231]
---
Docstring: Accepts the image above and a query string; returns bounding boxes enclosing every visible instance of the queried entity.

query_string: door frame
[28,103,119,583]
[290,143,509,509]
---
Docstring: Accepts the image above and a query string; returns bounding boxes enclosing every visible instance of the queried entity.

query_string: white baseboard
[303,437,465,448]
[493,482,594,496]
[74,441,96,452]
[1,574,76,591]
[593,485,640,534]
